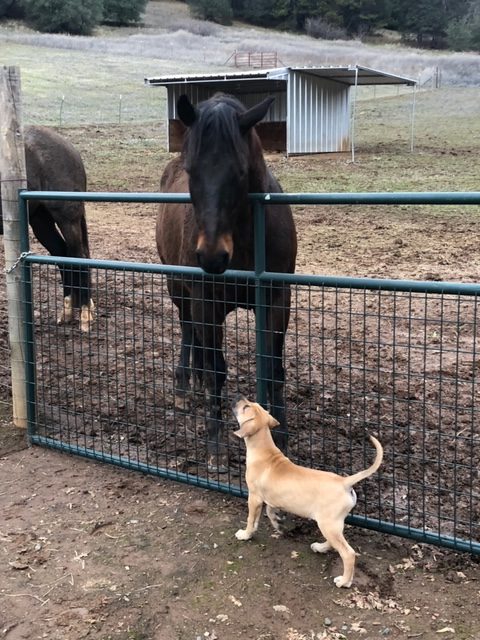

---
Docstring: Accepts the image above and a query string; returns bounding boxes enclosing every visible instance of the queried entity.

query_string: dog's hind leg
[311,540,332,554]
[235,493,263,541]
[316,521,356,588]
[266,505,285,535]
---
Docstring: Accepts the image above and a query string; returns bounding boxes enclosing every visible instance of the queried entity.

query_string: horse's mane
[183,93,256,173]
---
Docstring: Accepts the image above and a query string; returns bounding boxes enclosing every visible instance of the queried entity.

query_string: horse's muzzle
[196,231,233,274]
[196,249,230,274]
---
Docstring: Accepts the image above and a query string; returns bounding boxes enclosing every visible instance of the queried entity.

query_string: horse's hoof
[174,391,191,410]
[80,299,95,333]
[207,454,229,474]
[207,463,229,474]
[57,295,73,326]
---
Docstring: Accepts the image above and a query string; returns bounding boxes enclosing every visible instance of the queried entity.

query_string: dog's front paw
[334,575,352,588]
[235,529,251,541]
[311,541,331,554]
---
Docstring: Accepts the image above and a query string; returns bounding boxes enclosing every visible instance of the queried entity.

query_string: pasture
[1,91,479,640]
[1,4,480,638]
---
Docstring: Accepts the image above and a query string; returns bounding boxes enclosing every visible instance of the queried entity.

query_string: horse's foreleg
[265,337,288,451]
[204,344,227,472]
[193,299,227,472]
[171,284,195,407]
[265,287,292,452]
[174,319,194,408]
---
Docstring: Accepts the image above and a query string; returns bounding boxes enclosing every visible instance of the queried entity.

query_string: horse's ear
[238,97,275,134]
[177,94,197,127]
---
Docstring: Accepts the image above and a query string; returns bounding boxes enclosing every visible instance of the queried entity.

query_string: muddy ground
[1,122,480,639]
[1,432,480,640]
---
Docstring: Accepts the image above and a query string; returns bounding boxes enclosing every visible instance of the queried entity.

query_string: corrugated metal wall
[287,70,351,154]
[164,71,351,154]
[167,84,287,121]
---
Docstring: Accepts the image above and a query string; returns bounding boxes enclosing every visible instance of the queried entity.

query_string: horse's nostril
[219,250,229,269]
[196,249,230,275]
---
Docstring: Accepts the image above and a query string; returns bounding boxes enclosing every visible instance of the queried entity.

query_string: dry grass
[0,0,479,89]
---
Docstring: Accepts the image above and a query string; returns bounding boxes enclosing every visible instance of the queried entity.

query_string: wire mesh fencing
[24,256,480,554]
[22,90,164,128]
[0,298,12,418]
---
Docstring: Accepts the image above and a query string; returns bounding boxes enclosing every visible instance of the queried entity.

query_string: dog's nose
[231,393,246,409]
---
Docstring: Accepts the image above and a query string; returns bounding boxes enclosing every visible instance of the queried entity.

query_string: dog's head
[232,395,279,439]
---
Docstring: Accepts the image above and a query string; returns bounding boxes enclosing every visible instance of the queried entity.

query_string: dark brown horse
[0,125,94,331]
[157,93,297,470]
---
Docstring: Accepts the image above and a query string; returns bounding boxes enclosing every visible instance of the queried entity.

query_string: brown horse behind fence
[156,93,297,471]
[0,125,94,332]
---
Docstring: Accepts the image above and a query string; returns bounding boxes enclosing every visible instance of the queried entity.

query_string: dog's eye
[242,405,250,413]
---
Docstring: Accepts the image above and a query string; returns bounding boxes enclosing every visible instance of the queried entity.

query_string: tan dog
[232,396,383,588]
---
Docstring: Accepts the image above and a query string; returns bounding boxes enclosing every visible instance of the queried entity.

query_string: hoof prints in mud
[26,265,480,549]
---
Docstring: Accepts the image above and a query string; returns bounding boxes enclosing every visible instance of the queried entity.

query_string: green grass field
[1,41,167,125]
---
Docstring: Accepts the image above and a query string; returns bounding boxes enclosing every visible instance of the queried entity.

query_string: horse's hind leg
[29,210,75,326]
[56,206,94,333]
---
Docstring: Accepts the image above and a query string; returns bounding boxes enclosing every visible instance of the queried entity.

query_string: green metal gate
[17,190,480,555]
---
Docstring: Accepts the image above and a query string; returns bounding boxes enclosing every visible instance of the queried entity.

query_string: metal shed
[145,65,417,157]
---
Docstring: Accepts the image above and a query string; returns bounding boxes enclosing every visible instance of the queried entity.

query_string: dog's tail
[343,435,383,487]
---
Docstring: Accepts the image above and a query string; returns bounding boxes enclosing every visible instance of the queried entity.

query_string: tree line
[1,0,478,51]
[187,0,480,51]
[0,0,148,34]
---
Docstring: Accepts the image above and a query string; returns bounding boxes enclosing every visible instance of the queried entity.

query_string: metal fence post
[19,194,36,437]
[253,199,268,407]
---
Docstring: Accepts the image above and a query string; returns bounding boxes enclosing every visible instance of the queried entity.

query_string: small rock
[9,561,29,570]
[273,604,290,614]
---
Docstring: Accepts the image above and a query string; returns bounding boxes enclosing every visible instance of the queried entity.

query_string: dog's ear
[268,415,280,429]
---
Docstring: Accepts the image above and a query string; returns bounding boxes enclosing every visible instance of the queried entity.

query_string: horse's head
[178,93,273,274]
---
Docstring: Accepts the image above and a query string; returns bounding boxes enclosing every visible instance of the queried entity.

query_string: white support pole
[410,83,417,153]
[350,66,359,163]
[0,66,28,428]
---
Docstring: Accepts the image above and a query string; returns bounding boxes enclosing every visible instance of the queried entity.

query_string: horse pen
[2,85,480,638]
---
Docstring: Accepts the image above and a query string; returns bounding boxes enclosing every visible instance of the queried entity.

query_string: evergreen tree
[238,0,274,26]
[289,0,323,30]
[0,0,13,16]
[337,0,388,34]
[188,0,233,25]
[102,0,147,25]
[237,0,388,33]
[447,0,480,50]
[447,17,472,49]
[230,0,245,16]
[23,0,103,35]
[0,0,24,18]
[394,0,470,46]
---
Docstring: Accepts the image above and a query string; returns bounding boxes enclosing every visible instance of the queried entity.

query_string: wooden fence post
[0,65,28,428]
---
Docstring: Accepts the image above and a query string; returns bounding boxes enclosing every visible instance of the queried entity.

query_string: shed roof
[144,65,417,89]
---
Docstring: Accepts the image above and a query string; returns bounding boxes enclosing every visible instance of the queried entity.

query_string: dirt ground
[1,122,480,639]
[1,428,479,640]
